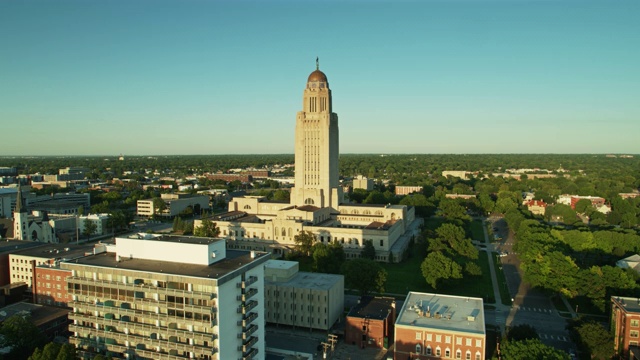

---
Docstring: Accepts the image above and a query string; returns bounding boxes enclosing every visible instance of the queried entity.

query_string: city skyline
[1,0,639,156]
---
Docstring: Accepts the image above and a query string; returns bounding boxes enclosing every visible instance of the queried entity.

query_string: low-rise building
[264,260,343,331]
[525,200,548,216]
[394,292,486,360]
[353,176,374,191]
[137,193,210,218]
[345,296,395,349]
[612,296,640,359]
[396,186,424,196]
[0,302,71,340]
[9,242,95,290]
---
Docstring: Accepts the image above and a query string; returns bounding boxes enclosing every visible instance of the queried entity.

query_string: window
[466,351,471,360]
[475,352,481,360]
[436,347,441,356]
[416,344,422,354]
[380,240,383,247]
[436,335,442,342]
[466,338,472,346]
[426,346,432,355]
[631,330,639,338]
[457,337,463,345]
[445,349,450,357]
[456,350,462,359]
[446,336,451,344]
[476,339,482,347]
[415,332,422,340]
[427,334,432,341]
[633,319,640,327]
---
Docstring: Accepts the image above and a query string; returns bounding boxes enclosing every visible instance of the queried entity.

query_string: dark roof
[347,296,395,321]
[11,242,95,259]
[0,219,15,239]
[0,239,44,253]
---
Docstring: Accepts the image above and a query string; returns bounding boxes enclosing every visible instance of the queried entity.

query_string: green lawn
[381,244,497,303]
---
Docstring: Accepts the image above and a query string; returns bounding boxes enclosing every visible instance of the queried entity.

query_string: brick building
[394,292,485,360]
[345,296,396,349]
[612,296,640,359]
[33,265,73,307]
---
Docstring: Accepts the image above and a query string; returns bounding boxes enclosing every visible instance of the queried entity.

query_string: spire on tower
[316,57,319,70]
[15,184,26,213]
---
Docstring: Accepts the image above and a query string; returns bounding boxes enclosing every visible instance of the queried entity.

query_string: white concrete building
[78,213,110,236]
[65,234,269,360]
[137,193,210,218]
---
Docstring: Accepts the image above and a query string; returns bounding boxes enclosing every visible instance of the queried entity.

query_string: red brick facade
[34,266,72,308]
[612,296,640,358]
[345,297,396,349]
[394,326,485,360]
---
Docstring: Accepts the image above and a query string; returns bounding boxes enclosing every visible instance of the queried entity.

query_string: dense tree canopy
[342,258,387,296]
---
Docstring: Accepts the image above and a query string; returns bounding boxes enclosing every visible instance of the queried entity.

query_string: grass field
[381,243,497,303]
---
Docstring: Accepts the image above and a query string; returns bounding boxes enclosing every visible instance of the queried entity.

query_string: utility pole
[328,334,338,351]
[321,342,331,359]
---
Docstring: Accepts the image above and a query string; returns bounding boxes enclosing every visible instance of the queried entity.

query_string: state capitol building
[196,61,420,262]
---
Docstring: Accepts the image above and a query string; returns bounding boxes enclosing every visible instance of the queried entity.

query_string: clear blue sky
[1,0,638,155]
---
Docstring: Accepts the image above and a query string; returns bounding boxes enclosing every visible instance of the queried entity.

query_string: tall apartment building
[65,234,269,360]
[264,260,343,331]
[612,296,640,359]
[394,292,486,360]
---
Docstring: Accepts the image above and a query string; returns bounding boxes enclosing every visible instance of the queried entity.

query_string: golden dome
[307,69,328,83]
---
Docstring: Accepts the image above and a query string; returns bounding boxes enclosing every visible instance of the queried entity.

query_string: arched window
[436,347,441,357]
[391,212,396,220]
[351,209,359,214]
[281,228,286,236]
[475,352,481,360]
[466,351,471,360]
[274,227,278,237]
[304,198,315,205]
[354,239,359,246]
[456,350,462,359]
[363,210,371,215]
[415,344,421,354]
[288,228,292,237]
[375,210,383,216]
[426,346,432,355]
[243,205,251,209]
[445,348,450,357]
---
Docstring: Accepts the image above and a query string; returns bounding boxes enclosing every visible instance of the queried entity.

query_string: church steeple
[15,184,26,213]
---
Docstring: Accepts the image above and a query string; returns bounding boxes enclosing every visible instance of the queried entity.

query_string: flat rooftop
[122,233,222,246]
[396,292,485,335]
[65,250,269,281]
[11,242,96,260]
[0,301,70,326]
[265,271,342,291]
[612,296,640,313]
[0,239,44,253]
[347,296,395,321]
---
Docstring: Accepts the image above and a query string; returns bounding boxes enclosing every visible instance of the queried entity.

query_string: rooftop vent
[467,315,476,322]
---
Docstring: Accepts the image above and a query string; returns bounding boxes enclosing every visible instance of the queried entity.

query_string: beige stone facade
[196,63,419,262]
[263,260,343,331]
